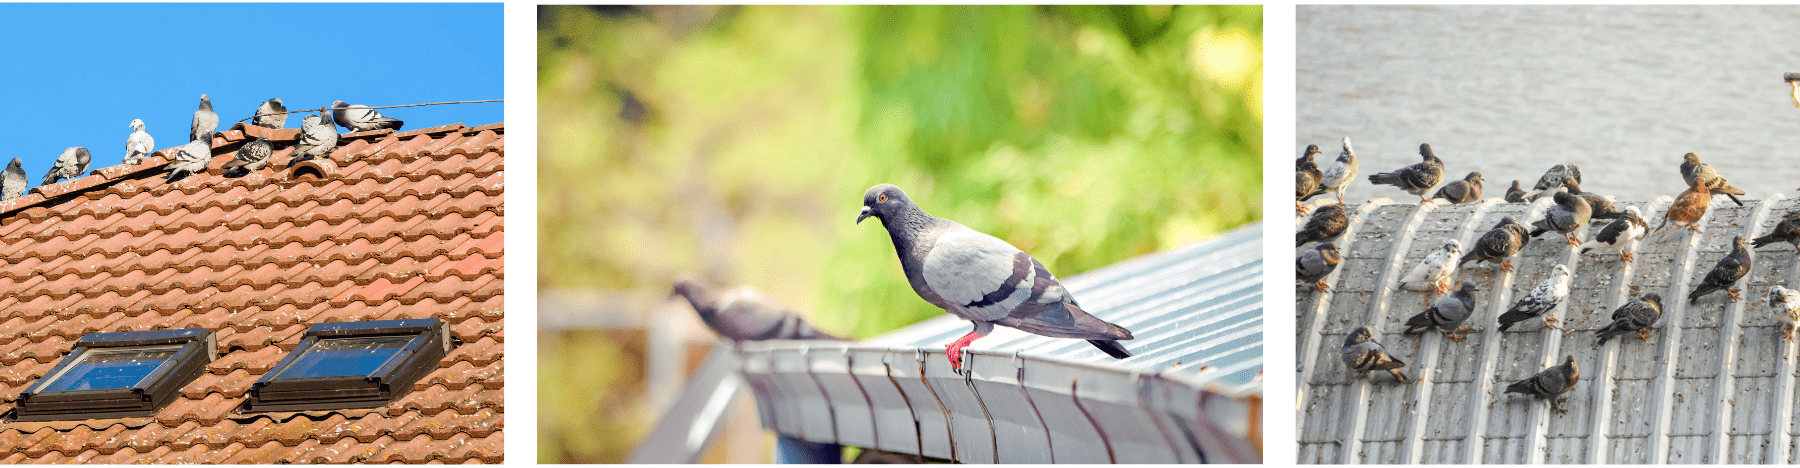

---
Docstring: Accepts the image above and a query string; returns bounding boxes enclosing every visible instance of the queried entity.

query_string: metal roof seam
[1398,198,1503,463]
[1462,195,1557,463]
[1774,194,1800,464]
[1702,196,1777,459]
[1342,198,1444,462]
[1296,199,1388,421]
[1069,379,1117,463]
[1646,200,1713,464]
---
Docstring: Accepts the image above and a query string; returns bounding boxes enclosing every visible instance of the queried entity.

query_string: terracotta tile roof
[0,121,504,463]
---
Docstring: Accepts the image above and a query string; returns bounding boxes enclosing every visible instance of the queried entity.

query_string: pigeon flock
[1301,138,1800,414]
[0,95,406,201]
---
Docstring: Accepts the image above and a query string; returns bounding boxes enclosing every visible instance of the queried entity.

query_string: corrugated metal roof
[1298,195,1800,464]
[738,223,1263,463]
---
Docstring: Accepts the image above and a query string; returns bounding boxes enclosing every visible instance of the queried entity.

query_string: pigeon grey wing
[0,160,24,200]
[1594,217,1629,245]
[1297,247,1338,283]
[1534,164,1581,191]
[920,229,1039,322]
[191,98,217,142]
[330,101,352,130]
[1297,205,1348,246]
[73,147,90,174]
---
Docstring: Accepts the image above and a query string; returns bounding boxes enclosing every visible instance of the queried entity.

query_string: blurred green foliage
[539,5,1259,462]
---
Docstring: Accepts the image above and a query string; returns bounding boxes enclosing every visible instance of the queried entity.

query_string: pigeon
[1561,178,1622,220]
[41,147,91,186]
[857,184,1134,369]
[1505,180,1527,203]
[1342,326,1408,383]
[1307,136,1360,204]
[1497,264,1572,331]
[251,98,287,129]
[291,111,340,163]
[1461,216,1530,271]
[1528,190,1593,246]
[1595,293,1664,345]
[0,158,25,200]
[330,100,405,132]
[1688,235,1753,305]
[1526,163,1582,201]
[1297,242,1341,292]
[1770,286,1800,341]
[1402,280,1478,340]
[1432,172,1484,204]
[1680,152,1746,207]
[163,136,212,181]
[670,275,844,342]
[1297,204,1348,247]
[221,136,273,177]
[1506,355,1579,413]
[1297,145,1322,214]
[190,94,217,142]
[1400,239,1462,294]
[1367,143,1446,203]
[1751,210,1800,255]
[1651,178,1712,239]
[124,119,154,165]
[1579,205,1649,262]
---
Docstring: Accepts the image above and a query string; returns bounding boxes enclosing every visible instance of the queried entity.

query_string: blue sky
[0,3,502,185]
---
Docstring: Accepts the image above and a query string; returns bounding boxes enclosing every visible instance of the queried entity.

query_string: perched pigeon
[1297,242,1341,292]
[1342,326,1408,383]
[1770,286,1800,341]
[41,147,91,186]
[1461,216,1530,271]
[1689,235,1753,305]
[857,184,1134,369]
[221,136,273,177]
[124,119,154,165]
[1498,264,1572,331]
[330,100,404,132]
[1561,178,1622,220]
[1504,180,1527,203]
[670,275,844,341]
[1651,178,1712,239]
[1307,136,1360,204]
[1297,145,1322,214]
[1580,205,1649,263]
[1403,280,1478,340]
[1367,143,1446,203]
[1680,152,1746,207]
[1297,204,1348,247]
[290,111,340,163]
[0,158,24,200]
[1506,355,1579,413]
[163,137,212,181]
[1400,240,1463,294]
[1528,190,1593,246]
[1526,163,1582,201]
[1432,172,1484,204]
[251,98,287,129]
[1595,293,1664,345]
[1751,210,1800,255]
[190,94,217,142]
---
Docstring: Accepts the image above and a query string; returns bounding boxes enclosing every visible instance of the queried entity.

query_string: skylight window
[16,329,215,421]
[245,318,449,412]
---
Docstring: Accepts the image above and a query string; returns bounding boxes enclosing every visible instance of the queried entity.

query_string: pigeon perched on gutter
[1688,235,1752,305]
[1770,286,1800,341]
[163,137,212,181]
[1297,203,1348,247]
[1579,205,1648,262]
[1297,145,1322,214]
[221,136,273,177]
[1432,172,1483,204]
[1400,240,1462,294]
[1367,143,1445,203]
[290,111,339,164]
[670,275,843,342]
[1504,180,1527,203]
[191,94,217,142]
[1651,178,1712,240]
[1506,355,1579,413]
[1595,293,1663,346]
[1751,210,1800,255]
[1402,280,1477,340]
[0,158,25,200]
[1307,136,1359,205]
[1297,242,1341,292]
[1342,326,1408,383]
[124,119,154,165]
[252,98,287,129]
[331,100,404,132]
[1526,163,1581,201]
[1680,152,1745,207]
[1461,216,1530,271]
[1561,178,1622,220]
[857,184,1133,369]
[42,147,90,186]
[1497,264,1572,331]
[1528,190,1593,246]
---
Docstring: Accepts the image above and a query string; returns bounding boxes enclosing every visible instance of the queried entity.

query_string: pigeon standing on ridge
[670,275,844,342]
[163,136,212,181]
[1688,235,1753,305]
[291,111,340,164]
[1403,280,1478,340]
[251,98,287,129]
[1752,210,1800,255]
[124,119,154,165]
[1595,293,1664,345]
[1506,355,1579,413]
[1432,171,1484,204]
[1652,178,1712,239]
[1505,180,1527,203]
[330,100,405,132]
[1400,239,1463,294]
[857,184,1134,369]
[1528,190,1593,246]
[1297,242,1341,292]
[221,136,273,177]
[1367,143,1446,203]
[42,147,90,186]
[1770,286,1800,341]
[1297,145,1322,214]
[1461,216,1530,271]
[1297,204,1348,247]
[190,94,217,142]
[1526,163,1582,201]
[1680,152,1746,207]
[1498,264,1572,331]
[1580,205,1649,262]
[1342,326,1408,383]
[0,158,25,200]
[1308,136,1359,204]
[1562,178,1622,220]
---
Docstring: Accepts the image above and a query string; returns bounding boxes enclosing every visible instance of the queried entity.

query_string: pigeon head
[1301,144,1320,162]
[1496,216,1522,229]
[1464,172,1483,183]
[1457,280,1477,295]
[857,184,916,224]
[198,94,211,110]
[1690,176,1710,193]
[1623,205,1642,218]
[1346,326,1373,344]
[1440,239,1462,253]
[1732,235,1749,250]
[1561,177,1583,194]
[6,158,18,171]
[1562,354,1577,373]
[1339,136,1354,156]
[1683,152,1701,165]
[1317,242,1340,260]
[1418,143,1436,161]
[1552,264,1571,278]
[268,98,284,108]
[129,119,146,130]
[1551,189,1577,205]
[1640,292,1663,306]
[331,100,349,110]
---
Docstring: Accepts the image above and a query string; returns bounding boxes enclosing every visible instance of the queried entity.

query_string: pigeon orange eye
[878,194,887,203]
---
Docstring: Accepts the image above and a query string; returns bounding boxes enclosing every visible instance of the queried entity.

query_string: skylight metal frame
[244,318,449,412]
[15,328,216,421]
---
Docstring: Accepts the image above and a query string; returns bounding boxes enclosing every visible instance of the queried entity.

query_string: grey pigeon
[190,94,217,142]
[670,275,844,341]
[1297,203,1348,247]
[251,98,287,129]
[0,158,25,200]
[1770,286,1800,341]
[1297,242,1341,292]
[1688,235,1752,305]
[1504,180,1527,203]
[1400,240,1463,294]
[857,184,1134,369]
[1432,172,1484,204]
[1751,210,1800,255]
[1505,355,1579,413]
[163,137,212,181]
[1306,136,1359,204]
[1367,143,1445,203]
[1528,190,1593,246]
[1680,152,1746,207]
[221,136,273,177]
[1342,326,1408,383]
[1297,145,1322,214]
[1497,264,1572,331]
[1526,163,1582,201]
[124,119,155,165]
[42,147,90,185]
[1579,205,1648,262]
[291,111,340,163]
[330,100,404,132]
[1403,280,1478,340]
[1461,216,1530,271]
[1561,178,1622,220]
[1595,293,1664,346]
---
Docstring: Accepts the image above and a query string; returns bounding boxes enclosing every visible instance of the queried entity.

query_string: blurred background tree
[539,5,1260,463]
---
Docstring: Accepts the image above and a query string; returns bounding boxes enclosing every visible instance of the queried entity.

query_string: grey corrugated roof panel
[1298,195,1800,464]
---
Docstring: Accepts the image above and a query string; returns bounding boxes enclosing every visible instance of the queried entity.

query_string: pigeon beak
[856,206,873,224]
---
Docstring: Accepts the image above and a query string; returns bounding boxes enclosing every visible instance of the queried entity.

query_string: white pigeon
[1310,136,1359,204]
[252,98,287,129]
[330,100,404,132]
[290,111,340,164]
[1400,239,1463,294]
[124,119,155,165]
[163,137,212,181]
[1498,264,1573,331]
[1771,286,1800,341]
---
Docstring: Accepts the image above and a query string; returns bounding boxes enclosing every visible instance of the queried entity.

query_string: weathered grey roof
[1298,195,1800,464]
[738,223,1264,463]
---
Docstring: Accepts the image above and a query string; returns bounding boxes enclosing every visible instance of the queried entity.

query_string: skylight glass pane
[280,336,412,379]
[39,346,181,392]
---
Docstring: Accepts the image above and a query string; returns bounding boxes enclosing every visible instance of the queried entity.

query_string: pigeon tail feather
[1088,339,1131,359]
